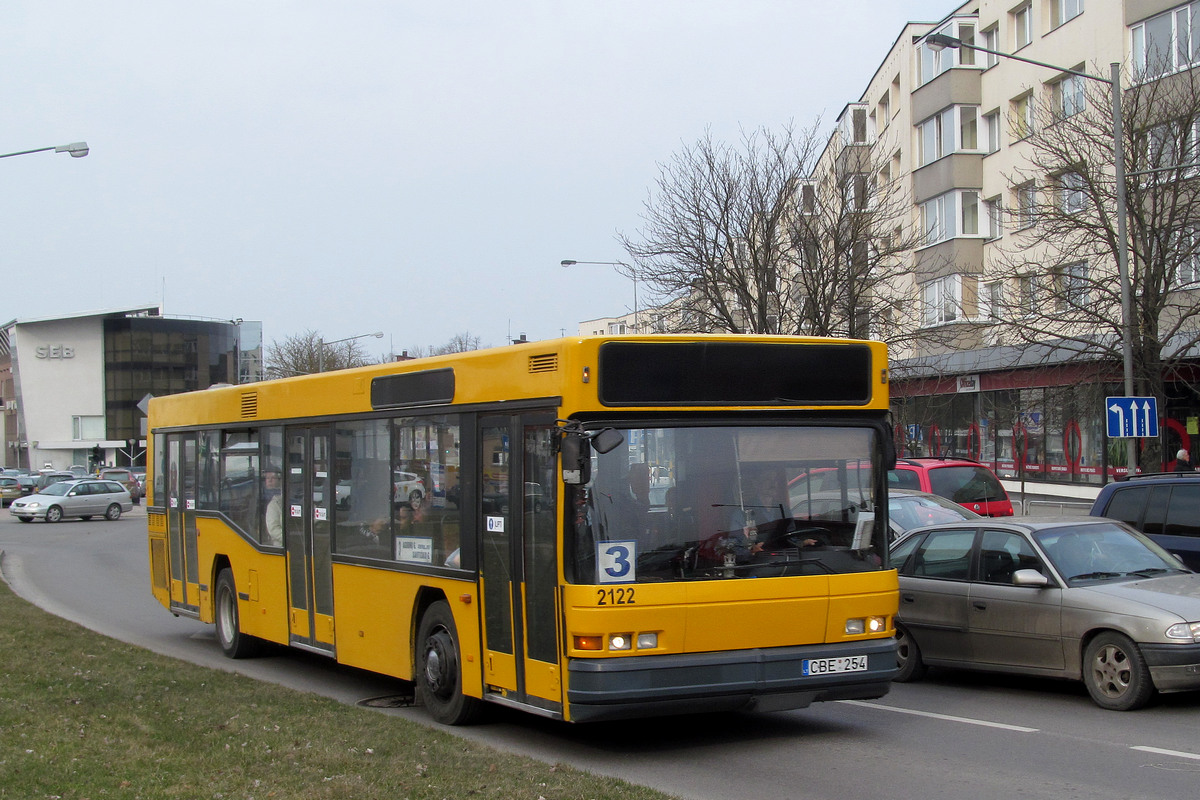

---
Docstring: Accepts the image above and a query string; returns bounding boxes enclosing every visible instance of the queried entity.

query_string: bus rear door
[164,433,200,614]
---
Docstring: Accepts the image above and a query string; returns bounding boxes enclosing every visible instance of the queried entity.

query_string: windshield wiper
[1127,567,1187,578]
[1066,571,1123,581]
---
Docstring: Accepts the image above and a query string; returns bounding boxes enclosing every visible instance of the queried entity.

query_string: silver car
[9,479,133,523]
[887,488,981,541]
[890,516,1200,710]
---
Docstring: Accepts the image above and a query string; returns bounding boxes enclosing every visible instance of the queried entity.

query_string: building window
[1053,0,1083,29]
[982,280,1004,320]
[1132,2,1200,80]
[921,189,984,245]
[1059,171,1086,214]
[984,195,1004,238]
[1016,182,1037,229]
[1012,3,1033,49]
[1011,93,1033,140]
[921,275,961,326]
[917,105,982,166]
[984,110,1001,153]
[980,26,999,68]
[1053,72,1085,118]
[1057,262,1089,308]
[1173,226,1200,287]
[918,19,979,85]
[1018,274,1038,316]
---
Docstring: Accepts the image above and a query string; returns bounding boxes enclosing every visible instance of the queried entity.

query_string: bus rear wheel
[416,600,482,725]
[215,568,263,659]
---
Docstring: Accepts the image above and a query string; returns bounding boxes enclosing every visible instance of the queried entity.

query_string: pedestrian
[1175,448,1194,472]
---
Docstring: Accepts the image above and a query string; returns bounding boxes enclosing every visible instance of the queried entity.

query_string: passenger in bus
[262,466,283,547]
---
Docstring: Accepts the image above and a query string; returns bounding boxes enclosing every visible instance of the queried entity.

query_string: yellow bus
[147,335,899,724]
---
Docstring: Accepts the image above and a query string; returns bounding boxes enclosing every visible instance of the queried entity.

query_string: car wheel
[45,506,63,523]
[17,516,32,523]
[1083,632,1154,711]
[416,600,483,725]
[105,503,122,521]
[894,623,927,682]
[409,490,423,510]
[215,568,263,659]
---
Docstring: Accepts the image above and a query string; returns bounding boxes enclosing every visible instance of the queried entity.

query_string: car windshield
[40,483,73,497]
[928,466,1006,504]
[1035,522,1190,582]
[567,424,886,583]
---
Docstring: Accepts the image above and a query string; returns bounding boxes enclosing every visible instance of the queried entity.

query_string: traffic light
[91,445,102,465]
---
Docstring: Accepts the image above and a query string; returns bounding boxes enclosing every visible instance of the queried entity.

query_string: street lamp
[560,260,639,333]
[317,331,383,373]
[0,141,89,159]
[925,33,1137,474]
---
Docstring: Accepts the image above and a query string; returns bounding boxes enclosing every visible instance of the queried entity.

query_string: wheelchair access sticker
[596,540,637,584]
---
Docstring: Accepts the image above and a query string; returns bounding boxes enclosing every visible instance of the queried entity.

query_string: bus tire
[215,568,263,659]
[894,623,927,682]
[416,600,482,725]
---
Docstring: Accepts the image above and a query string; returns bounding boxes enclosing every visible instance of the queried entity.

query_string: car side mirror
[1012,568,1049,587]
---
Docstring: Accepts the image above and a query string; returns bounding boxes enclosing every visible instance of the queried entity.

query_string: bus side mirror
[591,428,624,455]
[883,424,897,470]
[561,433,591,485]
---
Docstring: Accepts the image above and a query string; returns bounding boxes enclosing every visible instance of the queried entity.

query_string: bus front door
[284,426,336,655]
[478,413,562,716]
[165,433,200,614]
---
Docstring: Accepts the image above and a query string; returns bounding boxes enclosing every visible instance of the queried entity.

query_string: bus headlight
[636,632,658,650]
[846,617,887,635]
[609,634,632,651]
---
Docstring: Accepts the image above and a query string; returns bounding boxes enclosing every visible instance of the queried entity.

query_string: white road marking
[839,700,1039,732]
[1131,746,1200,761]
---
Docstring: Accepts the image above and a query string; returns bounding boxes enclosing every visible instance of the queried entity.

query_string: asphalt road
[4,507,1200,800]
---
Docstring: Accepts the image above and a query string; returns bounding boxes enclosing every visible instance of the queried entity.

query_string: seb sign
[35,344,76,360]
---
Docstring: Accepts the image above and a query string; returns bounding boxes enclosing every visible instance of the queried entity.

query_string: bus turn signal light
[574,635,603,651]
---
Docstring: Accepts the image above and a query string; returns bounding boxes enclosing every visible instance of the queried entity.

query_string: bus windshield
[568,424,884,582]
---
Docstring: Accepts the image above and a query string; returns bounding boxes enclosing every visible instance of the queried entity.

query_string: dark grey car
[890,517,1200,710]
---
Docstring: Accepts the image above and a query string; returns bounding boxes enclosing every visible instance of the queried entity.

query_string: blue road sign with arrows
[1106,396,1159,439]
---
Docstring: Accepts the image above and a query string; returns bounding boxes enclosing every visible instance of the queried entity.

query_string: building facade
[1,307,262,472]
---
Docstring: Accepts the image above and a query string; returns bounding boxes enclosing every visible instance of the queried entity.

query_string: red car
[889,457,1014,517]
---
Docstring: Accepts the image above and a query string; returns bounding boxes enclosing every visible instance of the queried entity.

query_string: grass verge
[0,578,676,800]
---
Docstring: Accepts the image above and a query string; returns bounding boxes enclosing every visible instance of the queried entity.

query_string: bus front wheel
[215,568,263,659]
[416,601,482,725]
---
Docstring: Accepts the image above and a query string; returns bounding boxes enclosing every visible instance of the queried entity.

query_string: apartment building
[840,0,1200,492]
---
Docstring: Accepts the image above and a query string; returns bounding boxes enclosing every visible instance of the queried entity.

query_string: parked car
[35,471,77,492]
[890,516,1200,710]
[890,457,1014,517]
[16,474,38,496]
[0,476,22,506]
[67,464,88,477]
[9,479,133,523]
[1090,472,1200,571]
[99,468,142,503]
[887,488,980,541]
[394,471,426,509]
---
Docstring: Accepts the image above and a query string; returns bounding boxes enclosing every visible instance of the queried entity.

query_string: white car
[394,472,426,509]
[9,479,133,523]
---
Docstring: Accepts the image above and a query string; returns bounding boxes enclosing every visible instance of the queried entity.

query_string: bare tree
[619,121,924,346]
[400,333,488,360]
[264,329,377,378]
[992,64,1200,465]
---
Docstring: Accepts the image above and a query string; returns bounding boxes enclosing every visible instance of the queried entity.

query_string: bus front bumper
[565,638,898,723]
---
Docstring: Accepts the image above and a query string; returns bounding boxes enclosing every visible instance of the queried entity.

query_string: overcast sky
[3,1,951,355]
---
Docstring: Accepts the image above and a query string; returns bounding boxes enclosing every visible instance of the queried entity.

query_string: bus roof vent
[528,353,558,373]
[240,391,259,419]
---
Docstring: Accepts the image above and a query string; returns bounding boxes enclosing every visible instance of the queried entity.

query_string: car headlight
[1165,622,1200,642]
[25,502,40,510]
